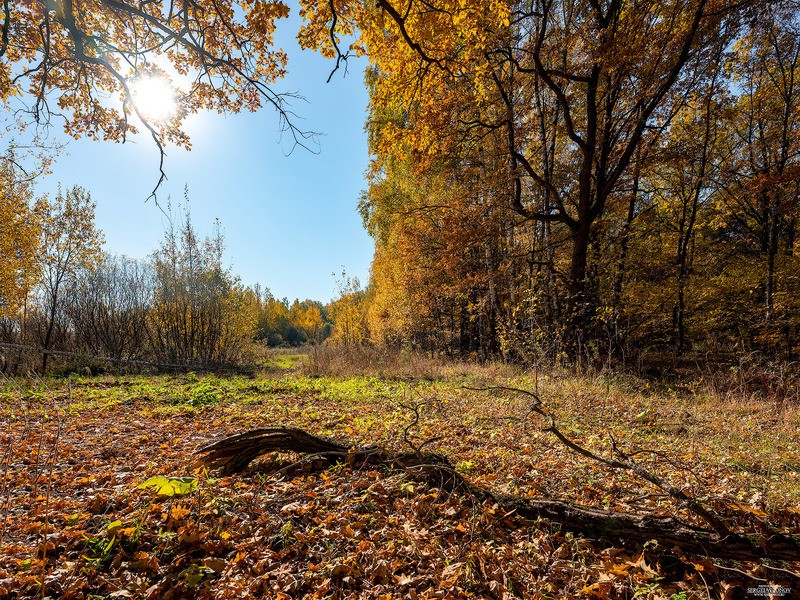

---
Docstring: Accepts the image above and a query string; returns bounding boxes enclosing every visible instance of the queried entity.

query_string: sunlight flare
[131,76,177,122]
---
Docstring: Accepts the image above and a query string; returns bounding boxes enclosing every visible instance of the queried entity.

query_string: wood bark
[196,426,800,563]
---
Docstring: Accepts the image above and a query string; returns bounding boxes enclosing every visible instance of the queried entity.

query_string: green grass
[261,350,310,370]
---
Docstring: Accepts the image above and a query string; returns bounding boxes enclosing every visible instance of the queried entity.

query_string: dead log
[502,497,800,563]
[195,426,800,563]
[196,427,391,475]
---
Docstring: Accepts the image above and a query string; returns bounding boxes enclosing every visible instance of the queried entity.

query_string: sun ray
[131,77,177,122]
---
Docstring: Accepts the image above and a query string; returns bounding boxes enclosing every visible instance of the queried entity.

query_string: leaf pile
[0,372,798,598]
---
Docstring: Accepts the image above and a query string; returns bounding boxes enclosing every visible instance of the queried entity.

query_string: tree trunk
[566,219,593,354]
[766,201,778,322]
[41,294,59,373]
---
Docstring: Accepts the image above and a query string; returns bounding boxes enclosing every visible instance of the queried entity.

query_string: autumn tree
[0,0,313,192]
[606,55,730,357]
[290,299,326,344]
[149,204,256,367]
[304,0,760,354]
[715,2,800,349]
[328,0,800,364]
[363,149,515,357]
[256,292,292,346]
[35,185,104,371]
[327,272,368,348]
[251,286,330,347]
[255,292,297,346]
[0,156,41,321]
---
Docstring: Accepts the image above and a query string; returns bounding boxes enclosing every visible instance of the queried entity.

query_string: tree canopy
[338,0,800,360]
[0,159,40,318]
[1,0,309,190]
[2,0,798,363]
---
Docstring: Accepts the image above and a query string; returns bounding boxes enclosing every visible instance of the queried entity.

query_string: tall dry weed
[302,345,519,381]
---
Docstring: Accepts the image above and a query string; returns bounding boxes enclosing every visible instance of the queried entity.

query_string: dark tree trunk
[766,201,779,322]
[566,218,593,354]
[41,298,59,373]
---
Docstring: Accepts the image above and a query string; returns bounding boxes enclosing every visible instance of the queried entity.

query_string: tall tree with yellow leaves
[0,156,41,321]
[719,2,800,343]
[305,0,765,354]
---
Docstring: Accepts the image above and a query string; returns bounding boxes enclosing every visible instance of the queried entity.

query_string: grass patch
[262,350,309,370]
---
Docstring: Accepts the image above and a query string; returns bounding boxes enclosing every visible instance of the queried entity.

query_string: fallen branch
[195,426,800,563]
[463,385,733,536]
[197,427,384,475]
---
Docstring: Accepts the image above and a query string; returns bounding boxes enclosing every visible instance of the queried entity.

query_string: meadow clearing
[0,352,798,598]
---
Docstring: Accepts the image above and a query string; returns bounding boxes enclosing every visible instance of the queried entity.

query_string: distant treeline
[0,183,333,373]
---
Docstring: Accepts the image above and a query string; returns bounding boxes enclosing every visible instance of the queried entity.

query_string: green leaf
[106,520,123,532]
[137,476,198,497]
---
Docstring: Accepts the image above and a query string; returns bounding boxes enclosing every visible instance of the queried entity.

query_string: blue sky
[34,6,374,304]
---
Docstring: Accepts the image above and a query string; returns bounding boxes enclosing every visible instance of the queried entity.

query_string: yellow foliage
[2,0,292,149]
[0,163,41,318]
[328,285,369,348]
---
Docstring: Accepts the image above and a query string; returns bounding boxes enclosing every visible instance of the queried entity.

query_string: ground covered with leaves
[1,361,799,598]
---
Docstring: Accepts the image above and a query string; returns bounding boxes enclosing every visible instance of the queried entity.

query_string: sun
[131,76,177,122]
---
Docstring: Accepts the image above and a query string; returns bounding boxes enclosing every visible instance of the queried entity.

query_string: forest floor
[0,353,799,599]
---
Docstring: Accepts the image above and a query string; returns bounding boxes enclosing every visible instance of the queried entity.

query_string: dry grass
[301,348,800,509]
[512,368,800,511]
[301,345,520,382]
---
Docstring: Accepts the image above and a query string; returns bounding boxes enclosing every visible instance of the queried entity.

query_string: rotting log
[501,496,800,563]
[195,427,800,563]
